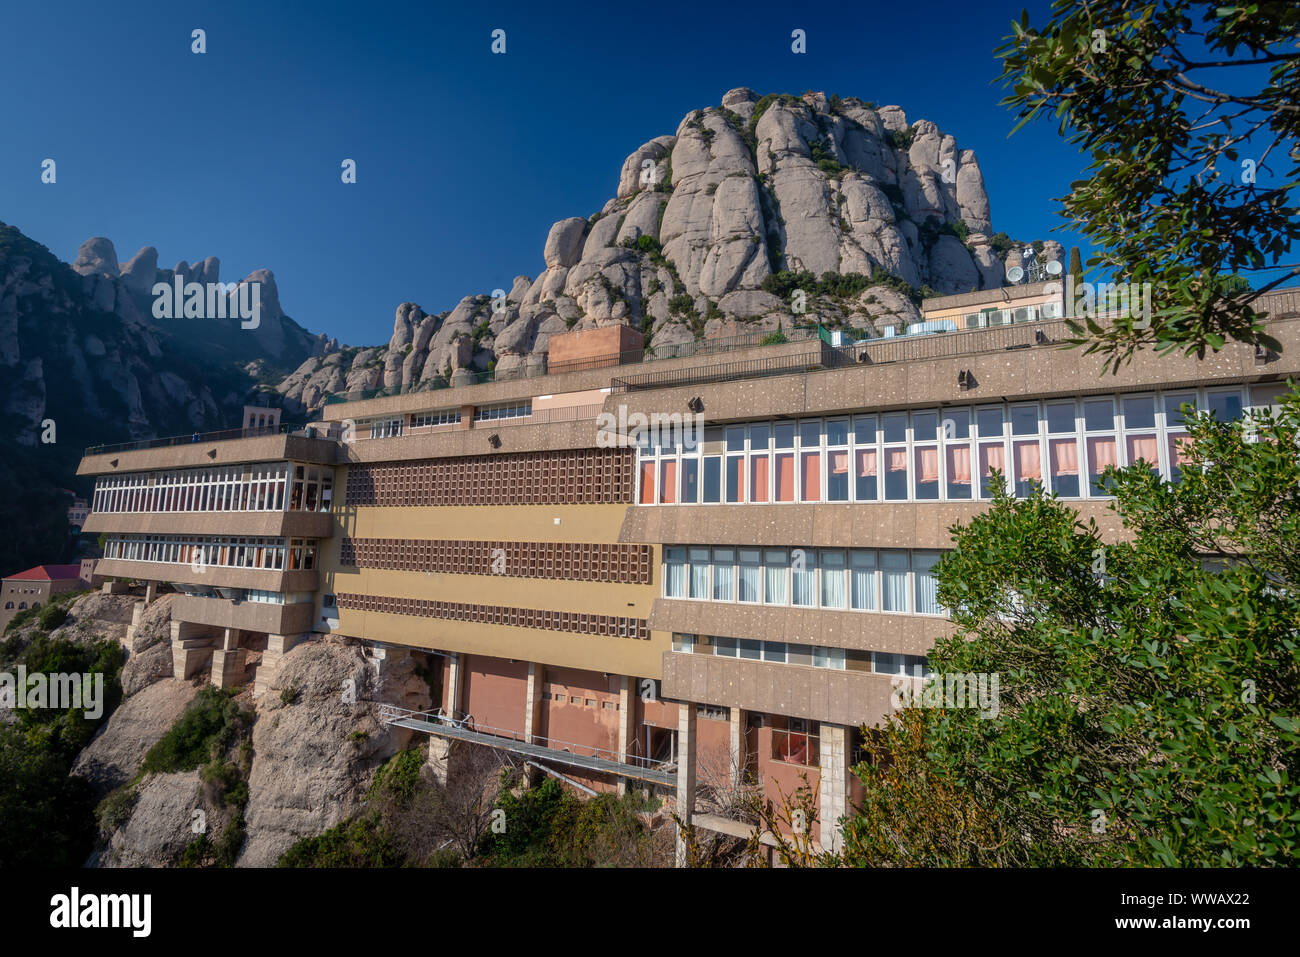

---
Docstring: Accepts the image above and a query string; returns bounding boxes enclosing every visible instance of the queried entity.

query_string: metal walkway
[380,705,675,787]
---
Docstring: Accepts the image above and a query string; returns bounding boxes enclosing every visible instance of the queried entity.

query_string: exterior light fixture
[488,433,501,448]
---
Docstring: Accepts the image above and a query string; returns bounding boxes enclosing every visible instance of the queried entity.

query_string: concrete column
[818,723,848,855]
[254,632,307,697]
[125,601,146,647]
[674,702,697,868]
[729,706,746,789]
[427,736,453,786]
[444,652,462,718]
[144,581,158,604]
[210,648,247,689]
[617,676,635,796]
[524,662,543,744]
[170,620,215,680]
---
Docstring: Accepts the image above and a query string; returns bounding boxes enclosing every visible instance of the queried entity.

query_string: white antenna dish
[1045,259,1062,275]
[1006,265,1024,283]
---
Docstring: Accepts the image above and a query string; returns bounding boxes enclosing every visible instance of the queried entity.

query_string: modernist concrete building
[75,282,1300,861]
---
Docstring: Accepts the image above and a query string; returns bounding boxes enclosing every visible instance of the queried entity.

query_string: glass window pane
[853,415,876,444]
[913,551,943,615]
[749,454,769,503]
[977,407,1004,437]
[1011,405,1039,436]
[1084,400,1113,431]
[800,452,821,502]
[1087,436,1118,493]
[792,550,816,606]
[764,549,788,604]
[1045,402,1075,434]
[1123,396,1156,430]
[940,408,970,440]
[774,453,795,502]
[1164,394,1195,428]
[739,639,762,660]
[774,422,795,449]
[912,412,938,441]
[881,551,909,612]
[799,420,822,448]
[689,547,710,599]
[713,548,735,600]
[664,547,686,598]
[725,426,746,451]
[914,447,940,500]
[855,448,878,501]
[1013,440,1043,496]
[765,642,788,663]
[827,448,850,501]
[820,550,846,608]
[826,418,850,446]
[738,549,761,602]
[725,456,744,503]
[703,457,721,503]
[749,423,770,450]
[884,447,908,500]
[946,444,973,499]
[1049,438,1081,497]
[882,414,907,443]
[850,550,876,610]
[714,636,737,657]
[1208,391,1243,421]
[680,459,699,504]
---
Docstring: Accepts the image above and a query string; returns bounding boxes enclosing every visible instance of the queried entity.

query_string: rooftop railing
[84,422,316,457]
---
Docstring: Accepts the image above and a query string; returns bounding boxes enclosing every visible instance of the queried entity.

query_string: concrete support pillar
[125,601,146,647]
[729,706,747,789]
[170,620,215,680]
[523,662,543,745]
[144,581,158,604]
[254,632,307,697]
[617,676,635,796]
[427,737,453,786]
[221,627,238,651]
[444,652,462,718]
[210,647,247,689]
[818,723,848,855]
[674,702,697,868]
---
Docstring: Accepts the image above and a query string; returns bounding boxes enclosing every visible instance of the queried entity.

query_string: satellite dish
[1006,266,1025,283]
[1045,260,1063,275]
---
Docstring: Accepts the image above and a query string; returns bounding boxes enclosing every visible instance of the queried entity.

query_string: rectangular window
[714,636,737,657]
[1086,436,1118,494]
[764,549,788,604]
[725,456,744,503]
[738,549,761,603]
[702,457,721,503]
[664,547,686,598]
[913,551,943,615]
[884,446,908,500]
[750,454,769,503]
[638,460,655,505]
[881,551,909,612]
[850,549,876,610]
[855,448,878,501]
[792,550,816,606]
[712,548,735,601]
[774,453,795,502]
[738,638,762,661]
[914,446,940,500]
[821,549,846,609]
[689,547,710,599]
[658,460,677,504]
[800,452,821,502]
[1049,438,1081,497]
[680,458,699,504]
[1013,440,1043,497]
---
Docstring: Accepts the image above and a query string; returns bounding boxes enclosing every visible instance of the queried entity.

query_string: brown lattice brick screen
[344,448,634,507]
[335,592,648,640]
[338,538,652,584]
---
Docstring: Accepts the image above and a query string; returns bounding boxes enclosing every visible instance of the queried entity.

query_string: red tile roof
[6,564,84,581]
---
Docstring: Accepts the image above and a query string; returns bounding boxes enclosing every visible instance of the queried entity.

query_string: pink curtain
[639,461,655,504]
[981,443,1005,477]
[1088,437,1118,472]
[802,452,821,501]
[775,454,795,501]
[887,448,908,472]
[857,449,877,477]
[1127,434,1160,467]
[659,460,677,504]
[1015,442,1042,481]
[1050,438,1079,476]
[916,447,940,484]
[947,445,972,483]
[1169,434,1193,465]
[831,451,849,474]
[751,455,769,502]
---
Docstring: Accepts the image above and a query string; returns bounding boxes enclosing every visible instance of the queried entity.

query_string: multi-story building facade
[75,283,1300,861]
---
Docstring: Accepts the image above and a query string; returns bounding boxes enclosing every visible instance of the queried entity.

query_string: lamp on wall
[488,433,501,449]
[957,369,972,391]
[686,396,704,413]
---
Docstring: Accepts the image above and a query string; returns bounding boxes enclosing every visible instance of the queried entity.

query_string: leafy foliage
[995,1,1300,365]
[141,686,251,775]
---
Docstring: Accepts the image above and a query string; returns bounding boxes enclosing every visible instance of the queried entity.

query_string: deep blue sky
[1,0,1113,347]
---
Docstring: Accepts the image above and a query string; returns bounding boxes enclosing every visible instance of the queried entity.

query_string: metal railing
[610,345,827,393]
[378,703,671,773]
[85,422,316,456]
[854,317,1068,366]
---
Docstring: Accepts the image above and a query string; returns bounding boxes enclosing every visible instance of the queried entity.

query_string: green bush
[37,604,67,631]
[142,687,250,775]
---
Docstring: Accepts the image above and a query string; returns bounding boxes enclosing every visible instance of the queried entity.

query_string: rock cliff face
[54,592,430,868]
[279,89,1038,413]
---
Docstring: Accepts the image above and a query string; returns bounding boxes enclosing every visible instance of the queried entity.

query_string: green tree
[995,1,1300,366]
[836,388,1300,866]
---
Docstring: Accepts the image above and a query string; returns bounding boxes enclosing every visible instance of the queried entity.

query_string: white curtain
[792,551,817,606]
[713,548,735,600]
[850,550,876,610]
[739,550,761,602]
[689,548,710,599]
[881,551,909,612]
[665,547,686,598]
[821,550,846,608]
[913,551,943,615]
[764,549,788,604]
